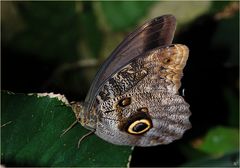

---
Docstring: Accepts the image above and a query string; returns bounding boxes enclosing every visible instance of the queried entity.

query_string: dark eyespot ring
[118,97,131,107]
[127,119,151,134]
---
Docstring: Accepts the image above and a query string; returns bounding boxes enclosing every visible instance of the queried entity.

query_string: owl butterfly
[72,14,191,147]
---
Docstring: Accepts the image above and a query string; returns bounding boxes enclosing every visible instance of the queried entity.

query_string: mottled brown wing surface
[96,44,189,103]
[93,44,191,146]
[85,15,176,110]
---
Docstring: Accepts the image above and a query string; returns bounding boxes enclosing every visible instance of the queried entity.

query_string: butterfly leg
[60,120,78,137]
[77,130,95,148]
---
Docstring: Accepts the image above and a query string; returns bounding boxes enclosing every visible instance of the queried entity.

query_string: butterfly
[71,14,191,147]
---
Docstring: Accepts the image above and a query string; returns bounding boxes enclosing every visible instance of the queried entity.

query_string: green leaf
[182,150,239,167]
[100,1,154,31]
[1,91,132,166]
[197,126,239,155]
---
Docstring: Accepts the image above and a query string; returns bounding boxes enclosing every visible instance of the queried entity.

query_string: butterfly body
[74,15,191,146]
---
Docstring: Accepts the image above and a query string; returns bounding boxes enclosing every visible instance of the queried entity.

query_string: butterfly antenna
[77,130,95,148]
[60,120,78,137]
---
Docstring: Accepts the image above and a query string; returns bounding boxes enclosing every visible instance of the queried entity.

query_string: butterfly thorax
[71,102,97,130]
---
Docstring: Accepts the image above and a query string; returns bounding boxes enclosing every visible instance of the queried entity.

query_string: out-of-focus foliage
[182,150,239,167]
[212,12,239,66]
[224,88,239,127]
[99,1,154,31]
[195,126,238,155]
[1,1,239,167]
[2,2,80,63]
[209,1,233,14]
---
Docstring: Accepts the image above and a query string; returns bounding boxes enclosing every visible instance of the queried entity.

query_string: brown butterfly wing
[95,44,191,146]
[85,15,176,110]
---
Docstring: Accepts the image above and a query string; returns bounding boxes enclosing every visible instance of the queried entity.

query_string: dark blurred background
[1,1,239,167]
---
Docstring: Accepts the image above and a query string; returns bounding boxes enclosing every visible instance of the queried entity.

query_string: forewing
[96,44,189,105]
[85,15,176,110]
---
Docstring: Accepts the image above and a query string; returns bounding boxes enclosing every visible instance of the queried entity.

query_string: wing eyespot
[127,119,151,134]
[119,112,153,135]
[118,97,131,107]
